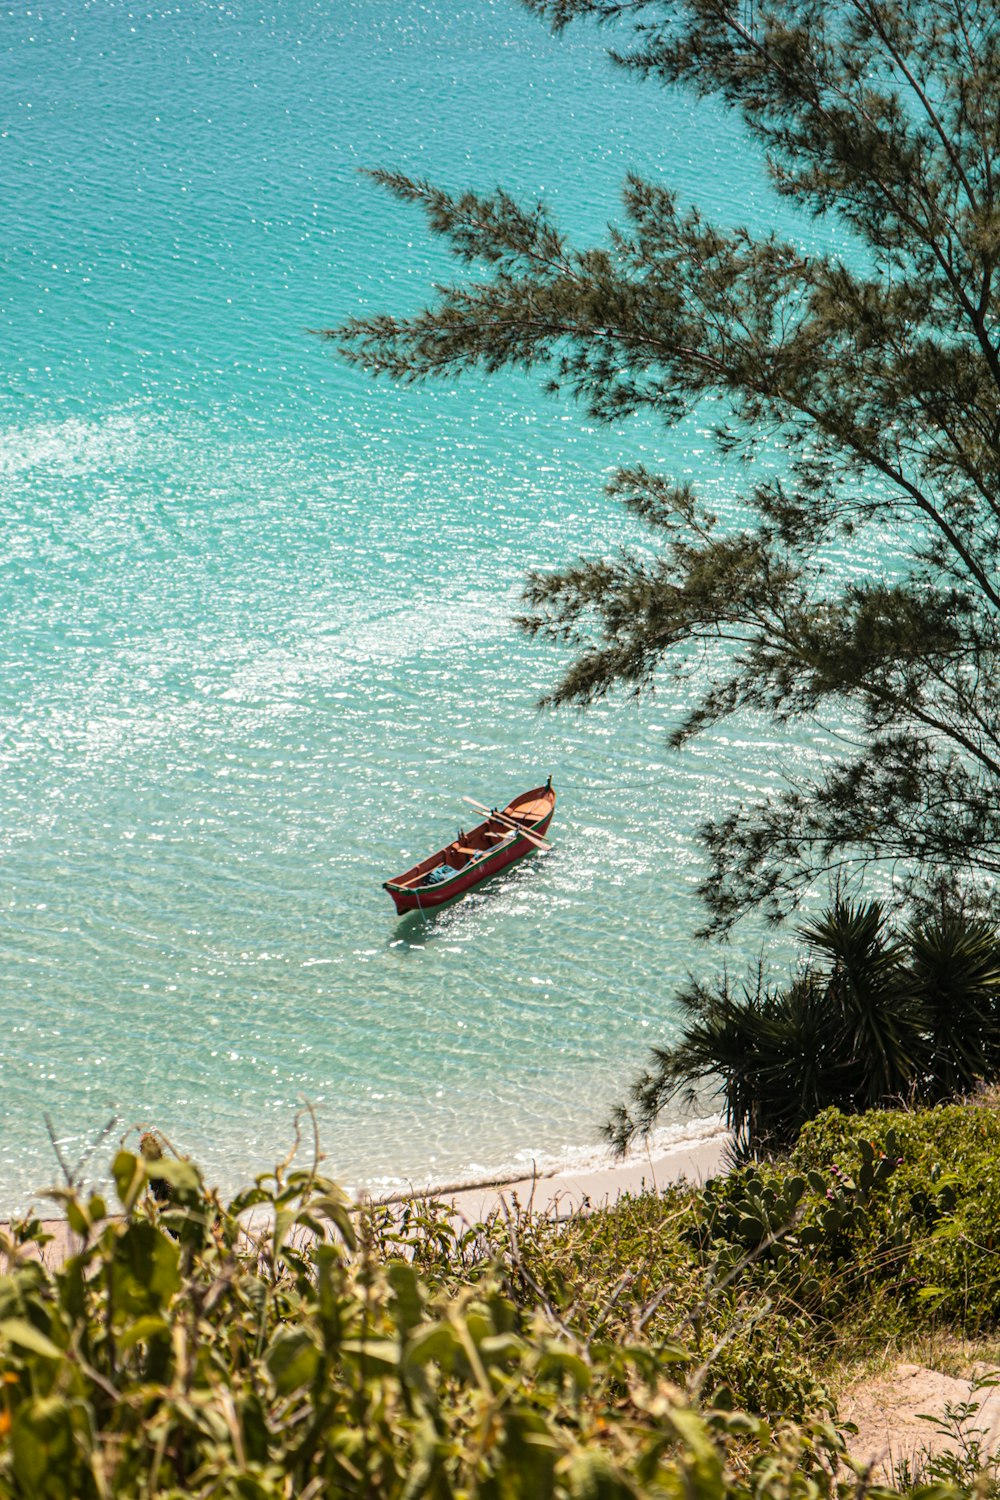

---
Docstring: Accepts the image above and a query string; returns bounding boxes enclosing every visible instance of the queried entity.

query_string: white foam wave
[358,1114,729,1197]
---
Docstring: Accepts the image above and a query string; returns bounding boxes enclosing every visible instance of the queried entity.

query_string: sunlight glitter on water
[0,0,861,1214]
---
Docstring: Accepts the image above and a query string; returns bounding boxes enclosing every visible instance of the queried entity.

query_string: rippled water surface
[0,0,854,1210]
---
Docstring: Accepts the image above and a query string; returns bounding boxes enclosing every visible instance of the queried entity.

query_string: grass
[378,1092,1000,1421]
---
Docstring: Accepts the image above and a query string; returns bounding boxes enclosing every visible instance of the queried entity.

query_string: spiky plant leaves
[904,910,1000,1098]
[608,965,850,1159]
[748,975,850,1151]
[799,899,927,1107]
[611,901,1000,1157]
[605,972,770,1156]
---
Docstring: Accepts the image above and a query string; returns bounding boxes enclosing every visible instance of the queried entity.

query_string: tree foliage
[331,0,1000,927]
[607,898,1000,1156]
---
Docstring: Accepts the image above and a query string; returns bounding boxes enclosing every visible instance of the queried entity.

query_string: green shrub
[0,1147,898,1500]
[376,1102,1000,1424]
[5,1116,1000,1495]
[794,1102,1000,1328]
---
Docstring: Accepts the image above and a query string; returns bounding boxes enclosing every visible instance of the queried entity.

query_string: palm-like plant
[905,912,1000,1101]
[606,962,848,1158]
[798,900,925,1110]
[609,900,1000,1159]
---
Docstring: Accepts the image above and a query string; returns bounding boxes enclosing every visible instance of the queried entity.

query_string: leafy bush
[677,1105,1000,1341]
[0,1145,896,1500]
[794,1102,1000,1328]
[7,1109,1000,1495]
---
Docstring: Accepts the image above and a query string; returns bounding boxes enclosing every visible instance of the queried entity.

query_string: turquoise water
[0,1,855,1212]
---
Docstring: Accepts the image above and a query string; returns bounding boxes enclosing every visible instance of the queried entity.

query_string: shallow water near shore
[0,1,856,1213]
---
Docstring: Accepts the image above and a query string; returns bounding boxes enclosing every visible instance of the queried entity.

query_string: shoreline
[367,1117,732,1221]
[427,1124,731,1224]
[2,1119,732,1265]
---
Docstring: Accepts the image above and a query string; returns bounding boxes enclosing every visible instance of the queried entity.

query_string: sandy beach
[2,1121,732,1267]
[380,1121,732,1224]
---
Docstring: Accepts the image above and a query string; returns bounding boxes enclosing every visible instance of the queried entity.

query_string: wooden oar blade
[510,824,551,850]
[461,795,552,850]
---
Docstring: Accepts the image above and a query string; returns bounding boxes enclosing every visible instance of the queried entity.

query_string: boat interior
[386,786,554,890]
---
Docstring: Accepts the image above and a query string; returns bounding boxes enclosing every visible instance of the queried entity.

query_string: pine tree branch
[332,0,1000,926]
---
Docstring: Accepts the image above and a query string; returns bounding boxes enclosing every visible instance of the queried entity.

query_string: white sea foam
[356,1116,730,1199]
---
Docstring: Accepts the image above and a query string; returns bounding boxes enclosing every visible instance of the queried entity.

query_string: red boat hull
[384,785,555,915]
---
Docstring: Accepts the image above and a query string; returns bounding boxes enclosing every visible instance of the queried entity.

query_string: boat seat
[484,830,506,840]
[455,845,479,857]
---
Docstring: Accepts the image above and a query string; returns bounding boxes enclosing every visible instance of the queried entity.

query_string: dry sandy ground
[840,1361,1000,1483]
[410,1125,732,1224]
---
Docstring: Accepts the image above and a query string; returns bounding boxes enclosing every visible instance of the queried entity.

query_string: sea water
[0,0,860,1212]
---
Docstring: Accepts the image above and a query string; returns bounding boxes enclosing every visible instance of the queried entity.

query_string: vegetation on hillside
[4,1104,1000,1496]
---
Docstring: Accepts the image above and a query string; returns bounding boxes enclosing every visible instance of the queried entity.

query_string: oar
[461,796,552,851]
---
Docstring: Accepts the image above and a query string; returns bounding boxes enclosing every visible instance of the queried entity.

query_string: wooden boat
[384,779,555,915]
